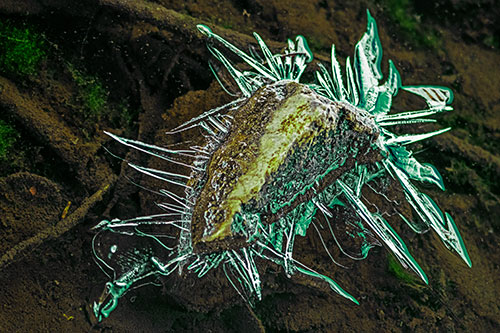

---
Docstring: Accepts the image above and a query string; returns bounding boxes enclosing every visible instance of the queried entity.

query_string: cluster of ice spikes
[91,10,471,321]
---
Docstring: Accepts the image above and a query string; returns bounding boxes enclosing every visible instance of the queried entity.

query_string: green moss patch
[382,0,440,49]
[387,253,419,284]
[67,64,109,118]
[0,20,46,76]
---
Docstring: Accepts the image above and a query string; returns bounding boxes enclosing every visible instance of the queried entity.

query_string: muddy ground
[0,0,499,332]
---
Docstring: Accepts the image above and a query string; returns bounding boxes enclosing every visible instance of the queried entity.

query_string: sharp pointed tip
[460,246,472,268]
[197,24,212,36]
[366,9,376,26]
[296,35,313,62]
[444,214,472,269]
[416,265,429,284]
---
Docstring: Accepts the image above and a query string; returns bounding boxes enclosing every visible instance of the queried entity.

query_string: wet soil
[0,0,499,332]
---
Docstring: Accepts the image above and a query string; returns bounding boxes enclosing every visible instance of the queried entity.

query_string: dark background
[0,0,499,331]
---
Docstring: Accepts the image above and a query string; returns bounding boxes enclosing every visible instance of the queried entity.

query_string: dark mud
[0,0,499,332]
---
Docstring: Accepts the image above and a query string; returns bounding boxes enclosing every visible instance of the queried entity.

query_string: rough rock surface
[192,81,378,252]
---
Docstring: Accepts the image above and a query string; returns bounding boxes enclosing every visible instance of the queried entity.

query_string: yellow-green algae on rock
[194,81,378,246]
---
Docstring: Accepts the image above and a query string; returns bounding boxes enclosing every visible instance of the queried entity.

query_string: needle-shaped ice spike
[127,163,191,188]
[345,57,359,105]
[253,32,282,80]
[207,44,255,97]
[384,127,451,146]
[337,179,428,283]
[294,260,359,305]
[104,131,201,171]
[354,9,383,107]
[198,24,313,84]
[443,213,472,267]
[330,45,347,101]
[384,159,471,267]
[370,60,401,115]
[167,98,244,134]
[376,106,453,123]
[197,24,275,81]
[389,145,445,190]
[379,119,437,126]
[287,35,313,80]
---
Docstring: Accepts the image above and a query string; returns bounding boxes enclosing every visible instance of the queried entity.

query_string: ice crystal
[92,10,471,321]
